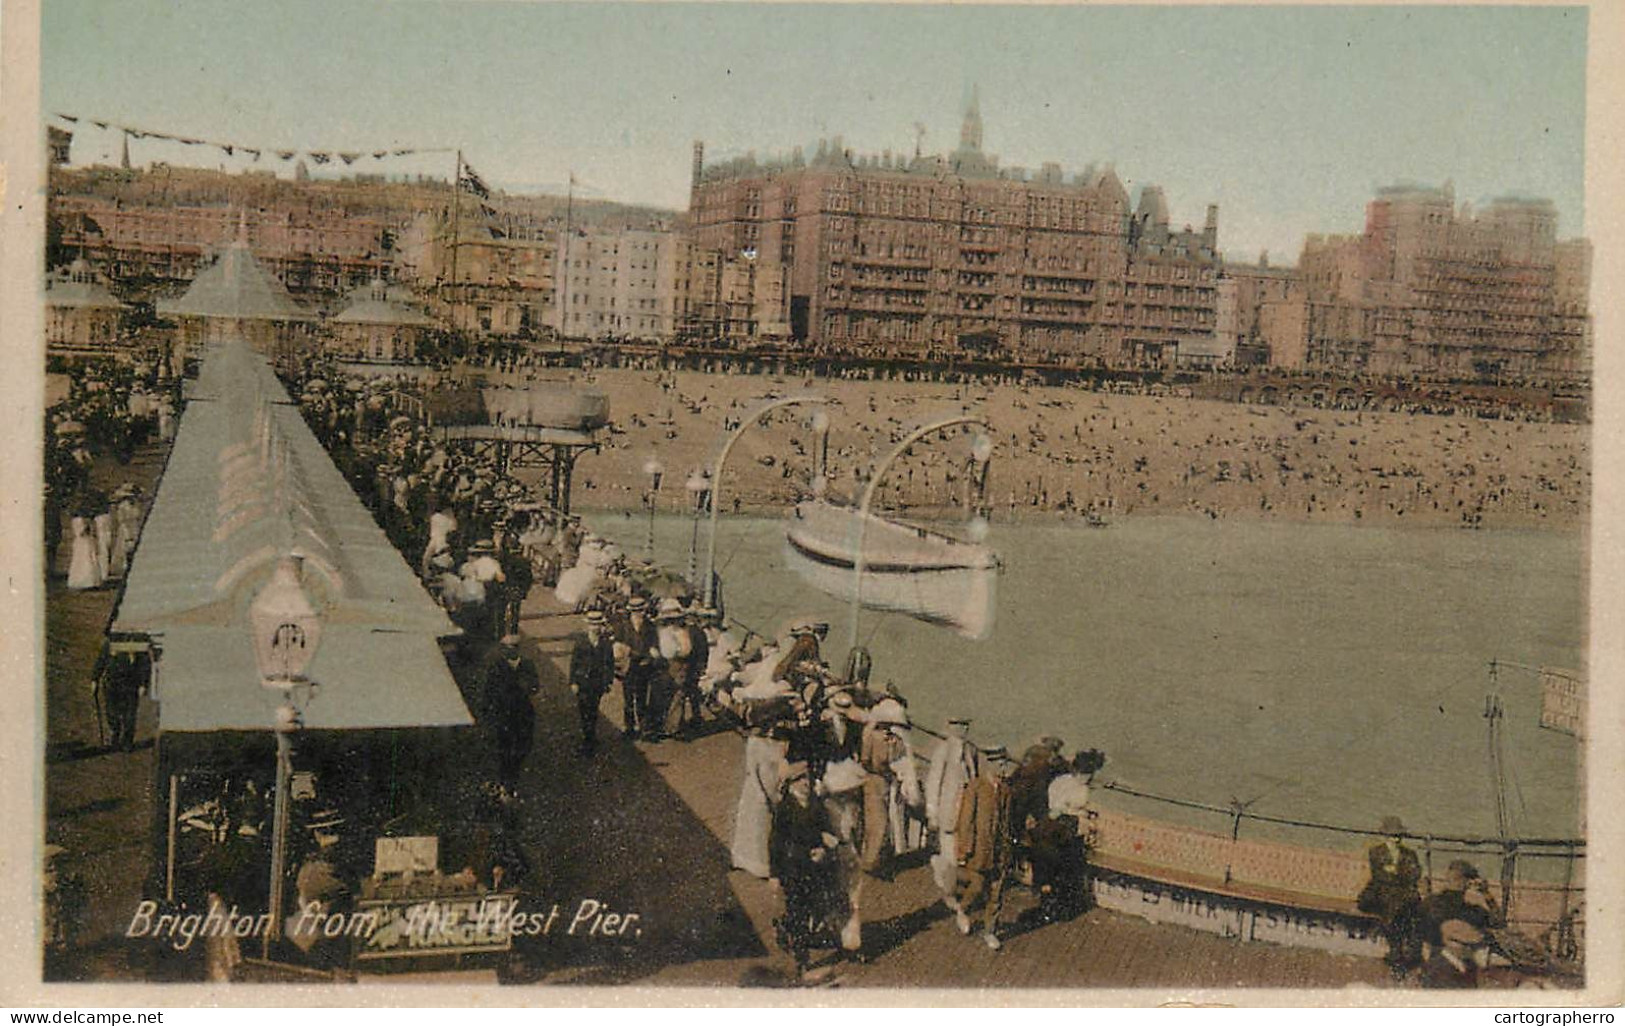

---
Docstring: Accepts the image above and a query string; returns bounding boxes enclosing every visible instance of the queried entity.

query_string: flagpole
[561,171,574,339]
[450,148,463,303]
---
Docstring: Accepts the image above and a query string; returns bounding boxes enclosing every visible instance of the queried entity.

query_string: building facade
[687,99,1222,365]
[1293,184,1590,380]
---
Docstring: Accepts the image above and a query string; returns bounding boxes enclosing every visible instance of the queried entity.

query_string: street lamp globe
[971,432,994,465]
[811,410,830,435]
[644,458,665,491]
[967,514,991,543]
[249,554,323,687]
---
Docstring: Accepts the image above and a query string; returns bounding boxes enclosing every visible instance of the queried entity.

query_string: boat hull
[784,501,998,640]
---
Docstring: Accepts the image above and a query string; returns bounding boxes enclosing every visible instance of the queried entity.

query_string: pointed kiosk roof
[331,279,437,328]
[158,220,315,323]
[46,259,123,310]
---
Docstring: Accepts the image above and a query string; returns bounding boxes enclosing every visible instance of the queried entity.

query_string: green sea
[588,510,1587,859]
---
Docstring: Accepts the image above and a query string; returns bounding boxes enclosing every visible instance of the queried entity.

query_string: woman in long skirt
[93,505,114,581]
[66,516,104,590]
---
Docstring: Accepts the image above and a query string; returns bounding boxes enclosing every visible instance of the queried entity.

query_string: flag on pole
[459,162,491,199]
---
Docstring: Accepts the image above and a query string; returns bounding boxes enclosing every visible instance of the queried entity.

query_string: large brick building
[687,97,1222,365]
[1287,183,1590,380]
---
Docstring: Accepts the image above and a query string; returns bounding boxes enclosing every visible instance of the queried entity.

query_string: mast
[561,171,574,338]
[1484,660,1518,919]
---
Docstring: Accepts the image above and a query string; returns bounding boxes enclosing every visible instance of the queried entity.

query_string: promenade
[42,435,1390,991]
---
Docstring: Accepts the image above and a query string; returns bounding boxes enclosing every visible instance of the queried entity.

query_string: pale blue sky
[42,2,1587,263]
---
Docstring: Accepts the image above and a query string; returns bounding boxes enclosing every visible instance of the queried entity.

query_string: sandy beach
[504,367,1587,533]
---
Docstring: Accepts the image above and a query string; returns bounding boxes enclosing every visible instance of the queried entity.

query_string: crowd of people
[540,366,1587,532]
[698,615,1108,976]
[46,359,175,588]
[1357,816,1571,988]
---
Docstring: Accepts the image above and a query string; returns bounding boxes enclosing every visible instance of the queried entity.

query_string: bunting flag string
[49,112,454,168]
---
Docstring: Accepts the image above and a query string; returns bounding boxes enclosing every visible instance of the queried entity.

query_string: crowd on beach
[542,367,1588,532]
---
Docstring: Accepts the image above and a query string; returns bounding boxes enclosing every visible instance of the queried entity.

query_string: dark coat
[1358,840,1424,922]
[471,650,538,746]
[569,631,617,699]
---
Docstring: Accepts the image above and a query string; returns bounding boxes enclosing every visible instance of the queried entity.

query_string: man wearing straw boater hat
[924,715,985,914]
[613,595,661,740]
[569,610,617,756]
[953,744,1017,951]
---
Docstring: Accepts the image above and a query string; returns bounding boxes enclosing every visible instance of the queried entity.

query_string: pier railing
[901,723,1583,961]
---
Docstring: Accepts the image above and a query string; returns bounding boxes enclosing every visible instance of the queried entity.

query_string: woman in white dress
[66,515,104,590]
[93,504,114,581]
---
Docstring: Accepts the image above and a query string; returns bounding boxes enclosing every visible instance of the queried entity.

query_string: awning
[113,337,472,736]
[151,626,472,732]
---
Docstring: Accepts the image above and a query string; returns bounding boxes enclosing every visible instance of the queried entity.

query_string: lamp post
[847,416,990,654]
[702,395,832,608]
[248,553,323,960]
[685,469,712,588]
[643,458,665,562]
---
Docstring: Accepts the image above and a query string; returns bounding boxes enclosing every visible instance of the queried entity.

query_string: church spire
[959,84,983,153]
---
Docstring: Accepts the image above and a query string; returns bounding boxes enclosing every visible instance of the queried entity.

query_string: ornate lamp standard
[702,396,832,608]
[643,458,665,562]
[247,553,323,959]
[684,469,712,588]
[847,417,992,654]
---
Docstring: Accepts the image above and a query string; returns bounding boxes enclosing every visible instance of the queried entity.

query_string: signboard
[374,836,438,876]
[1091,870,1385,959]
[1538,668,1585,739]
[356,893,517,960]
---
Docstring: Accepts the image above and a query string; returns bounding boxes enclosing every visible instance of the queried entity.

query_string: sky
[40,1,1588,263]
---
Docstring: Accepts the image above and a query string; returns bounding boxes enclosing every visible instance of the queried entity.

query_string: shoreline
[566,494,1588,535]
[526,367,1588,536]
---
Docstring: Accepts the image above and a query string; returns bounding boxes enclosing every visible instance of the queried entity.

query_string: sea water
[590,510,1586,856]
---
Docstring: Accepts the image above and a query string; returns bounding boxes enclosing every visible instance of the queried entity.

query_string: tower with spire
[959,85,984,153]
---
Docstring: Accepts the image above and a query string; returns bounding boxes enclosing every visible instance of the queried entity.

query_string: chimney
[1204,203,1219,248]
[691,141,704,198]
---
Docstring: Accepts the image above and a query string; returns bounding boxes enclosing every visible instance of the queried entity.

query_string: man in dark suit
[471,635,539,784]
[569,610,617,756]
[613,595,661,739]
[1358,815,1425,977]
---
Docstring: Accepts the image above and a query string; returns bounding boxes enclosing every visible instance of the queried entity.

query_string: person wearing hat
[496,529,535,638]
[924,716,986,912]
[613,595,661,740]
[773,620,824,687]
[1422,859,1504,955]
[674,602,711,735]
[108,483,142,580]
[460,540,507,642]
[569,610,618,756]
[953,744,1018,950]
[91,636,150,752]
[857,694,922,876]
[1031,748,1107,923]
[1421,919,1483,989]
[1357,815,1426,977]
[769,759,851,977]
[471,634,540,784]
[697,608,740,704]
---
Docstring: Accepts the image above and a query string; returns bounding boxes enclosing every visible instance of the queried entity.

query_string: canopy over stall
[111,338,474,928]
[115,338,460,650]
